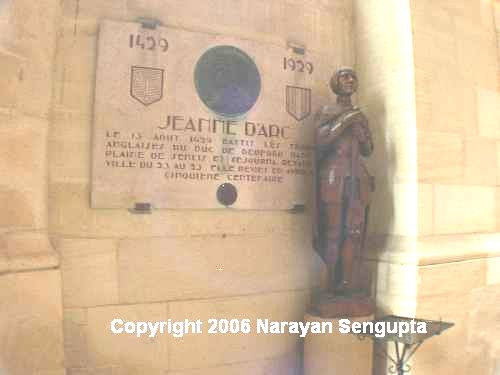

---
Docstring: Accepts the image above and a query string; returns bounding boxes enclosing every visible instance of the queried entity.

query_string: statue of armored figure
[313,67,375,318]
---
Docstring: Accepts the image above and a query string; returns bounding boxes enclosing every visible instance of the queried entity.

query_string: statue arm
[315,114,353,146]
[353,114,373,157]
[316,121,338,146]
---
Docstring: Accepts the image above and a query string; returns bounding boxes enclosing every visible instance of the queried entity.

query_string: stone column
[354,0,500,374]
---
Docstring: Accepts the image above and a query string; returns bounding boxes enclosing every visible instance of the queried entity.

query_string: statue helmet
[329,67,357,95]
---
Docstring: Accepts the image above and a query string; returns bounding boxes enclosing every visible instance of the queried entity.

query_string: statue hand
[352,124,367,142]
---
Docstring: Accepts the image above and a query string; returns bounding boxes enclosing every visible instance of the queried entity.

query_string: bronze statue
[313,68,375,317]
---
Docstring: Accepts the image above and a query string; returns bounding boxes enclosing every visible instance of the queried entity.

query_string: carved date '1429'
[129,34,169,52]
[283,57,314,74]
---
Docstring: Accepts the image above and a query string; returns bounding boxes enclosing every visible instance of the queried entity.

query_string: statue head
[330,68,358,97]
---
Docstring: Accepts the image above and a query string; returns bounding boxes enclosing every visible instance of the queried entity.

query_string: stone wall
[0,0,65,374]
[355,0,500,374]
[50,0,354,374]
[2,0,499,374]
[412,1,500,374]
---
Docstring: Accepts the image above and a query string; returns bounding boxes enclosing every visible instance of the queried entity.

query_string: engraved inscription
[129,34,169,52]
[92,20,325,209]
[283,57,314,74]
[102,114,313,186]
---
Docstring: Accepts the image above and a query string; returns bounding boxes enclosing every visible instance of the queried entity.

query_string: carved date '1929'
[283,57,314,74]
[129,34,169,52]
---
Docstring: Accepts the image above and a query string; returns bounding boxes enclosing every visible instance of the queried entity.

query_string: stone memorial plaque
[92,19,330,209]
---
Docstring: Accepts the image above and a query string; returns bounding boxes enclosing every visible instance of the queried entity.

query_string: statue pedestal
[304,312,374,375]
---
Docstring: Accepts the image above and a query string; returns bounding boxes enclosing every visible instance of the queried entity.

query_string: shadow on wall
[361,93,397,375]
[0,271,64,374]
[363,91,396,297]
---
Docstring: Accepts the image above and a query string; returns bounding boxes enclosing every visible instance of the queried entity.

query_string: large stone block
[49,181,309,238]
[143,353,298,375]
[49,136,91,182]
[412,3,457,68]
[414,300,481,375]
[117,235,315,304]
[67,367,113,375]
[56,238,119,307]
[303,314,373,375]
[455,17,498,90]
[478,88,500,139]
[55,33,97,84]
[86,303,169,370]
[487,256,500,285]
[17,63,55,118]
[49,109,92,183]
[0,187,35,228]
[434,184,496,234]
[495,1,500,31]
[417,259,486,298]
[54,79,94,115]
[418,183,433,235]
[414,68,477,136]
[0,270,64,375]
[1,231,59,273]
[0,51,22,110]
[62,0,127,21]
[414,280,499,375]
[50,110,91,142]
[464,137,498,186]
[168,290,309,370]
[3,0,59,118]
[0,116,48,179]
[497,187,500,231]
[64,308,88,368]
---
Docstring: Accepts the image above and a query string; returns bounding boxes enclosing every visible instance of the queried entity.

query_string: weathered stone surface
[64,308,88,368]
[0,52,23,110]
[0,270,65,375]
[168,290,309,370]
[117,235,316,304]
[418,131,464,183]
[434,184,496,234]
[464,137,498,186]
[169,353,299,375]
[368,183,418,236]
[455,17,498,91]
[86,303,169,369]
[417,259,486,298]
[486,257,500,286]
[57,238,119,307]
[478,88,500,139]
[49,181,310,238]
[414,261,499,375]
[418,183,433,235]
[0,232,59,273]
[304,314,373,375]
[0,188,36,229]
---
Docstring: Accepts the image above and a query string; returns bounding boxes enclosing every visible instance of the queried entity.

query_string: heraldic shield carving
[286,85,311,121]
[130,66,164,106]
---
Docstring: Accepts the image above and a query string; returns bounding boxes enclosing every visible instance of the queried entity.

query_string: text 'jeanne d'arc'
[158,115,291,138]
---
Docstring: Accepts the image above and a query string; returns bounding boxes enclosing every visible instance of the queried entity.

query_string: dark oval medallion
[216,183,238,206]
[194,46,261,117]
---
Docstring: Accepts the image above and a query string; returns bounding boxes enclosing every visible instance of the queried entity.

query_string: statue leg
[351,206,369,292]
[325,203,343,293]
[339,204,368,294]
